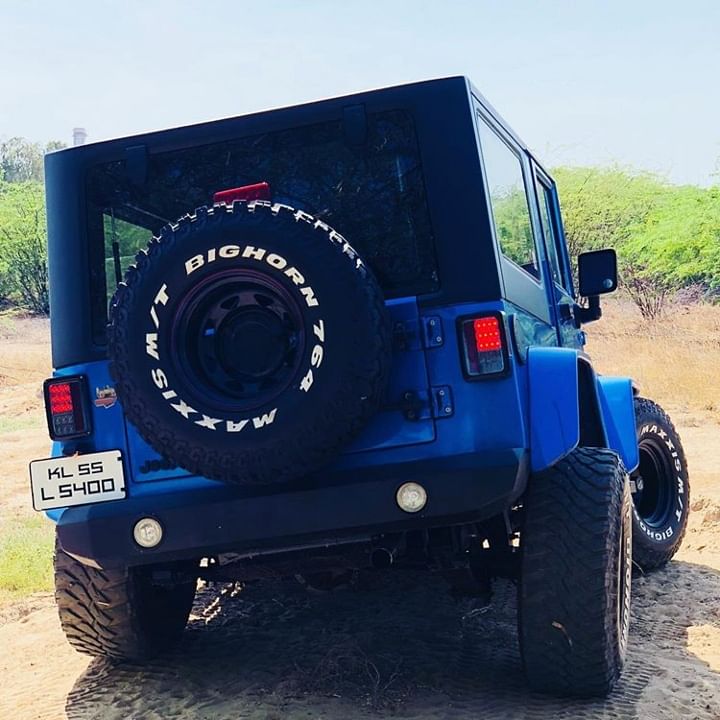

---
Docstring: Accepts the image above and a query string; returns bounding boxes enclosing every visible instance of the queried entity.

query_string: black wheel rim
[171,269,305,413]
[633,436,675,528]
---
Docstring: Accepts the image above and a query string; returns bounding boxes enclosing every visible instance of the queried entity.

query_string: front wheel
[631,397,690,572]
[519,447,632,697]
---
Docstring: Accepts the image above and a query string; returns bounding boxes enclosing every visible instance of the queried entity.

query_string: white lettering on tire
[182,246,320,308]
[146,333,160,361]
[147,252,326,432]
[636,425,687,542]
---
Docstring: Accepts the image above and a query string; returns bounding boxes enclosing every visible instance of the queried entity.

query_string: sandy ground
[1,317,720,719]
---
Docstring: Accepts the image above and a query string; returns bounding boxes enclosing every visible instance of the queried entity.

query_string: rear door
[126,293,437,481]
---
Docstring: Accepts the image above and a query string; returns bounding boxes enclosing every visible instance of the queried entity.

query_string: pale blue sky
[1,0,718,184]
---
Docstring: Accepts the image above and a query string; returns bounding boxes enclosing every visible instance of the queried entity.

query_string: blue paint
[527,347,580,471]
[597,376,640,472]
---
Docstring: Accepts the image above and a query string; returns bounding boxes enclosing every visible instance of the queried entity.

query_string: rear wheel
[631,397,689,572]
[54,538,197,661]
[519,447,632,697]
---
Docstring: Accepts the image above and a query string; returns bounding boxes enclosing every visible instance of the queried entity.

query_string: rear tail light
[459,313,508,378]
[43,376,92,439]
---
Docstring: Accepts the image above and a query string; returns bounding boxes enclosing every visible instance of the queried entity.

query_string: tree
[552,166,720,318]
[553,166,664,258]
[0,181,49,314]
[0,137,67,183]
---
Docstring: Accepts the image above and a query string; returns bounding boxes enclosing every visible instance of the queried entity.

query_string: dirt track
[0,411,719,719]
[0,560,718,720]
[1,317,720,719]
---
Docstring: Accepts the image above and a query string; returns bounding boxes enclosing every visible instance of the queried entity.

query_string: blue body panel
[49,299,529,527]
[526,346,638,473]
[597,376,639,472]
[47,295,639,532]
[527,347,580,472]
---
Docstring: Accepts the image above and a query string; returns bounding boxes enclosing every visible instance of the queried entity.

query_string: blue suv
[33,77,690,697]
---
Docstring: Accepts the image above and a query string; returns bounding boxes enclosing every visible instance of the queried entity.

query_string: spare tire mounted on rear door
[109,201,391,485]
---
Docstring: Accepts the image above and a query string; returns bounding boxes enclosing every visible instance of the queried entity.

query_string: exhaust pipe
[370,547,395,569]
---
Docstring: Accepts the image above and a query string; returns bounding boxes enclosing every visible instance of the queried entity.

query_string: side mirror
[578,249,618,297]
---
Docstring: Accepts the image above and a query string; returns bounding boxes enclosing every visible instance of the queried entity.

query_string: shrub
[0,181,49,315]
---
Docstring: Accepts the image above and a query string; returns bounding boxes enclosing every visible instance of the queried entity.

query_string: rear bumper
[57,451,527,569]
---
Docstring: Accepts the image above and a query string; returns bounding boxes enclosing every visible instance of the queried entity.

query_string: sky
[1,0,718,185]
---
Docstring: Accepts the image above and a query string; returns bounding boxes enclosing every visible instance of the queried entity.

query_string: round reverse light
[133,517,163,548]
[396,482,427,513]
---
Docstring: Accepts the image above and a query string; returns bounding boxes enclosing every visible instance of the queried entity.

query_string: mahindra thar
[33,77,690,697]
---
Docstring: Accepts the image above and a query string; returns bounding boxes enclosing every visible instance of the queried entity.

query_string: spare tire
[109,201,391,485]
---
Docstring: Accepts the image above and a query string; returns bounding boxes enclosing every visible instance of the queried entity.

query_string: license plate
[30,450,126,511]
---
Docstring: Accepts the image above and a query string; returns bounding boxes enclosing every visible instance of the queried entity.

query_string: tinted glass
[478,117,540,280]
[87,110,438,341]
[535,177,563,286]
[102,213,152,307]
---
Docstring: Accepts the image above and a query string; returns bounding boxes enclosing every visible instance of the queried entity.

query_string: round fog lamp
[396,482,427,513]
[133,517,163,548]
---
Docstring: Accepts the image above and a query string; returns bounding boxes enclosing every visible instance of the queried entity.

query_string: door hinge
[423,316,444,347]
[385,385,454,421]
[393,316,444,350]
[431,385,454,418]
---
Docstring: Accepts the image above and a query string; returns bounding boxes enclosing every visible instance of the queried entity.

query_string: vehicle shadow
[64,560,720,720]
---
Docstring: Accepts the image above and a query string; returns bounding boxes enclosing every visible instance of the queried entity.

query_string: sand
[1,317,719,719]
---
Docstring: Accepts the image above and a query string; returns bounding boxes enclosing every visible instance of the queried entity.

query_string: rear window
[87,110,438,343]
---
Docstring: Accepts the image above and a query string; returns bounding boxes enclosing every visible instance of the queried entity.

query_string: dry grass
[586,297,720,415]
[0,312,50,388]
[0,313,53,604]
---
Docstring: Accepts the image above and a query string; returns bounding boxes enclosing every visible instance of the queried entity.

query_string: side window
[478,117,540,280]
[535,177,563,287]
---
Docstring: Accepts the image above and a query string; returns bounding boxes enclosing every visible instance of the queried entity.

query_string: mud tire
[519,447,632,697]
[631,397,690,572]
[54,539,196,661]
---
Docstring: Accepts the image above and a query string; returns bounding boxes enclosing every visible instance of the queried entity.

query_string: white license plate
[30,450,126,511]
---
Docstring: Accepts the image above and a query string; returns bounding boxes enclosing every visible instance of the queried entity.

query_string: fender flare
[596,375,639,472]
[527,347,580,472]
[528,347,639,473]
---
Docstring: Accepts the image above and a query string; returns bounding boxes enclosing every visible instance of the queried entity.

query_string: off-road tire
[519,447,632,697]
[109,201,391,485]
[631,397,689,572]
[54,539,197,661]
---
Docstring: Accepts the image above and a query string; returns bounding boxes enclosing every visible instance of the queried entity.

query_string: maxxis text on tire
[631,397,690,572]
[54,538,197,661]
[108,201,391,485]
[519,447,632,697]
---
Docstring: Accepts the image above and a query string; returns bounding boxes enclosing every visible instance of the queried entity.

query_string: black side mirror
[578,249,618,297]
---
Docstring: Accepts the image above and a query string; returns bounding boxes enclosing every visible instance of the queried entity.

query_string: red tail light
[459,314,508,378]
[213,182,271,205]
[43,376,91,439]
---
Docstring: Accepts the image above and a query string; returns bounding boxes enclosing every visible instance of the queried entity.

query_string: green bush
[0,155,718,320]
[0,180,49,314]
[0,514,54,602]
[553,166,720,317]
